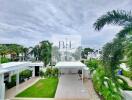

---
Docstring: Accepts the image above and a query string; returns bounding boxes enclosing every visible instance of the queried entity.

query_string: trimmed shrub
[6,74,16,89]
[1,57,10,63]
[5,70,32,89]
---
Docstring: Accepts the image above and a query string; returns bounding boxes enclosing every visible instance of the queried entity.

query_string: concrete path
[5,77,40,100]
[123,91,132,100]
[55,74,100,100]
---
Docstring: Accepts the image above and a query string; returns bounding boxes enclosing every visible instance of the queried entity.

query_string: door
[35,66,39,76]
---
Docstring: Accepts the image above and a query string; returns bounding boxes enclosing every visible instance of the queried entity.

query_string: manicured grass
[16,77,58,98]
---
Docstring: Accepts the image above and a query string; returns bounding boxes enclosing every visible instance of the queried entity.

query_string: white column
[0,73,5,100]
[8,72,12,82]
[82,68,83,85]
[16,70,19,93]
[32,67,35,77]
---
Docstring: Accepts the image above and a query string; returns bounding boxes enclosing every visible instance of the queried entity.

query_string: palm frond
[117,24,132,38]
[93,10,132,31]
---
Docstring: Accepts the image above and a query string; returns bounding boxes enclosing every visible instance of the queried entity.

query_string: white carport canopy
[55,61,86,69]
[55,61,88,85]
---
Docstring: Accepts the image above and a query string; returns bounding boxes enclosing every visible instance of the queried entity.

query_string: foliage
[85,59,99,73]
[44,68,60,78]
[39,70,44,78]
[20,70,32,79]
[40,41,52,67]
[0,57,10,63]
[5,74,16,89]
[16,78,58,98]
[51,68,59,77]
[30,45,41,61]
[101,38,124,79]
[93,10,132,31]
[0,44,28,61]
[122,70,132,80]
[93,10,132,71]
[92,10,132,99]
[117,76,132,90]
[92,67,122,100]
[5,70,32,89]
[81,47,94,59]
[124,42,132,71]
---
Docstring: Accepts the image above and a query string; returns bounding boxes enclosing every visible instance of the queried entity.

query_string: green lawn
[16,77,58,98]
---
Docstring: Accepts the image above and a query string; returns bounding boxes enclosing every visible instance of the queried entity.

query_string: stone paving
[55,74,100,100]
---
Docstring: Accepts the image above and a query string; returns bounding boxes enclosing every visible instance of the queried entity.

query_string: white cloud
[0,0,131,48]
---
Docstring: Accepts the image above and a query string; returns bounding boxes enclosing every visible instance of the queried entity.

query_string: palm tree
[93,10,132,79]
[30,45,40,61]
[93,10,132,38]
[22,47,29,61]
[40,41,52,67]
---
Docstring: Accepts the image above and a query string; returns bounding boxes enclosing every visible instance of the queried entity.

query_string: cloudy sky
[0,0,132,49]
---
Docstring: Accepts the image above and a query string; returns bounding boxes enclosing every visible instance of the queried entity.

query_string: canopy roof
[0,62,44,74]
[55,61,86,69]
[0,62,29,74]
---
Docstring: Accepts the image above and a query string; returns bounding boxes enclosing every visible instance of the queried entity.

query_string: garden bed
[16,77,58,98]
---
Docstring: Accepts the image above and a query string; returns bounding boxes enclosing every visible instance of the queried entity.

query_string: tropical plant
[93,10,132,71]
[85,59,98,73]
[101,38,124,79]
[30,45,41,61]
[93,67,122,100]
[124,41,132,71]
[93,10,132,37]
[93,10,132,99]
[122,70,132,80]
[22,47,29,61]
[40,41,52,67]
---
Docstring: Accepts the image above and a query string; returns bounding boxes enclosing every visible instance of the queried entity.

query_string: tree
[22,47,29,61]
[124,41,132,71]
[94,10,132,38]
[0,45,8,57]
[93,10,132,73]
[8,44,24,61]
[81,47,94,59]
[30,45,40,61]
[40,41,52,67]
[102,38,123,79]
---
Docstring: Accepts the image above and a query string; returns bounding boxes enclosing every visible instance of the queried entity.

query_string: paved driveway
[55,74,100,100]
